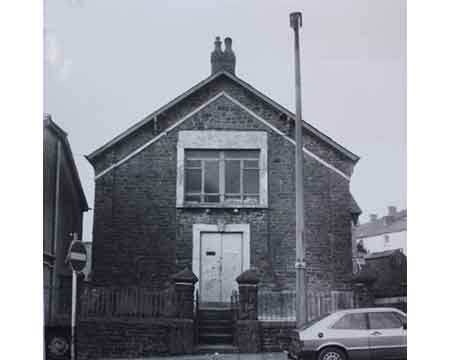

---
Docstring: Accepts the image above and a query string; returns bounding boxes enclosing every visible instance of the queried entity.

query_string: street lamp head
[290,12,303,29]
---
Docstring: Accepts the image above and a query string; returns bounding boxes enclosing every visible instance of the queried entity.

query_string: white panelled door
[200,232,243,302]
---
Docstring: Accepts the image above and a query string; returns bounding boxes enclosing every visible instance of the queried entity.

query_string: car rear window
[331,313,368,330]
[298,314,330,330]
[368,312,403,329]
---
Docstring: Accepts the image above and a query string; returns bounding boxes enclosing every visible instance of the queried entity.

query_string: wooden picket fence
[79,285,181,319]
[258,290,354,321]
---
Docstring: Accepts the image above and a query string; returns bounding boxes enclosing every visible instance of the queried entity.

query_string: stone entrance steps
[196,307,237,354]
[194,344,239,354]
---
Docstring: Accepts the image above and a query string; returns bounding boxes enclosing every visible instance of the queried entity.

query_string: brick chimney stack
[211,36,236,75]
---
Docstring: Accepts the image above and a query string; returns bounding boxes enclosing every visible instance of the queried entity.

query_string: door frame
[192,224,250,300]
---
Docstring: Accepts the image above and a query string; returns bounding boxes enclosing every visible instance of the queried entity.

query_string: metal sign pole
[70,232,78,360]
[290,11,308,328]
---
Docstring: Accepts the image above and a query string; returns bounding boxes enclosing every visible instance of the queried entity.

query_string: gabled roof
[353,209,407,239]
[44,114,89,211]
[86,71,359,163]
[91,91,353,181]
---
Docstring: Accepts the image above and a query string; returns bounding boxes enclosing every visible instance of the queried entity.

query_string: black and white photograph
[41,1,407,359]
[9,1,450,359]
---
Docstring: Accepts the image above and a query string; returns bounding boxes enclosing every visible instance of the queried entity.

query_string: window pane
[204,195,220,203]
[225,195,241,201]
[186,150,220,159]
[369,312,403,329]
[244,160,259,168]
[224,150,259,159]
[332,313,368,330]
[185,169,201,192]
[185,160,201,168]
[243,169,259,194]
[185,195,201,202]
[393,312,407,324]
[225,160,241,193]
[204,161,219,193]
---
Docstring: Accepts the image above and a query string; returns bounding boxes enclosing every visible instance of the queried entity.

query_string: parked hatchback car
[286,307,406,360]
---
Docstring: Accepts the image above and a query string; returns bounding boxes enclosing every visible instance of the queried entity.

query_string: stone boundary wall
[77,318,194,359]
[260,321,296,353]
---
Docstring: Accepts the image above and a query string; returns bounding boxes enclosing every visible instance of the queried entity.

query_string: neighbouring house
[83,37,360,357]
[352,206,407,273]
[354,249,407,312]
[43,114,89,358]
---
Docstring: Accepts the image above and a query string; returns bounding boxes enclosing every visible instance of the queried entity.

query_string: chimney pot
[211,36,236,75]
[387,206,397,216]
[224,37,232,50]
[214,36,222,51]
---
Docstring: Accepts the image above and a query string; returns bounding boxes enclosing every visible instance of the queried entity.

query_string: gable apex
[92,91,352,182]
[86,71,359,164]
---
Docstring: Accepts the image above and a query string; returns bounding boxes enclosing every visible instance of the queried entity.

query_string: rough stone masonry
[87,36,359,296]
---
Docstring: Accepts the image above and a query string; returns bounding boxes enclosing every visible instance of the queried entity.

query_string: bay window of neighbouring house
[184,149,260,204]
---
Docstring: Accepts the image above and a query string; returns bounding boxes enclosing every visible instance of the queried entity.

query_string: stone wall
[260,321,296,353]
[77,318,194,359]
[90,74,356,294]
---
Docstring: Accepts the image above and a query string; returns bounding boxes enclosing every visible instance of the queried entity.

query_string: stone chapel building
[86,37,361,305]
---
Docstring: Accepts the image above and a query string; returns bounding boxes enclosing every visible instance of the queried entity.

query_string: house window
[185,149,260,204]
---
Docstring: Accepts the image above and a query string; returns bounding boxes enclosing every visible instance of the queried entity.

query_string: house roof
[362,249,407,298]
[44,114,89,212]
[365,249,403,260]
[351,265,377,284]
[353,209,407,239]
[86,71,359,164]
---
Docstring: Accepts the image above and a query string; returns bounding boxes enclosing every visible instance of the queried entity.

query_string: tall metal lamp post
[290,11,308,328]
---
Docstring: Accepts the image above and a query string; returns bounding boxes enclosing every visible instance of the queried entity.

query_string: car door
[368,311,407,360]
[327,312,371,360]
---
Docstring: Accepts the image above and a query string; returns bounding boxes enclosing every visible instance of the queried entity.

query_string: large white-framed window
[176,131,268,208]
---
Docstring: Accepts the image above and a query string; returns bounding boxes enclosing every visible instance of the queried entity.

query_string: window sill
[176,203,268,209]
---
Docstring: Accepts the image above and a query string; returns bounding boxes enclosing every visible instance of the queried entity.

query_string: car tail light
[288,331,304,354]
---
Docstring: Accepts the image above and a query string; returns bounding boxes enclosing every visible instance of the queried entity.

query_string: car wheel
[318,347,347,360]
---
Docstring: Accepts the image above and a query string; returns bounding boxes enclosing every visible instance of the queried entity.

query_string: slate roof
[365,249,400,260]
[353,209,406,239]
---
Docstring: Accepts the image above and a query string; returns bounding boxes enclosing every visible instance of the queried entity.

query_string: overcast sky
[44,0,406,242]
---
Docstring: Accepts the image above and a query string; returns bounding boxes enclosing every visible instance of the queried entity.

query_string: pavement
[101,352,288,360]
